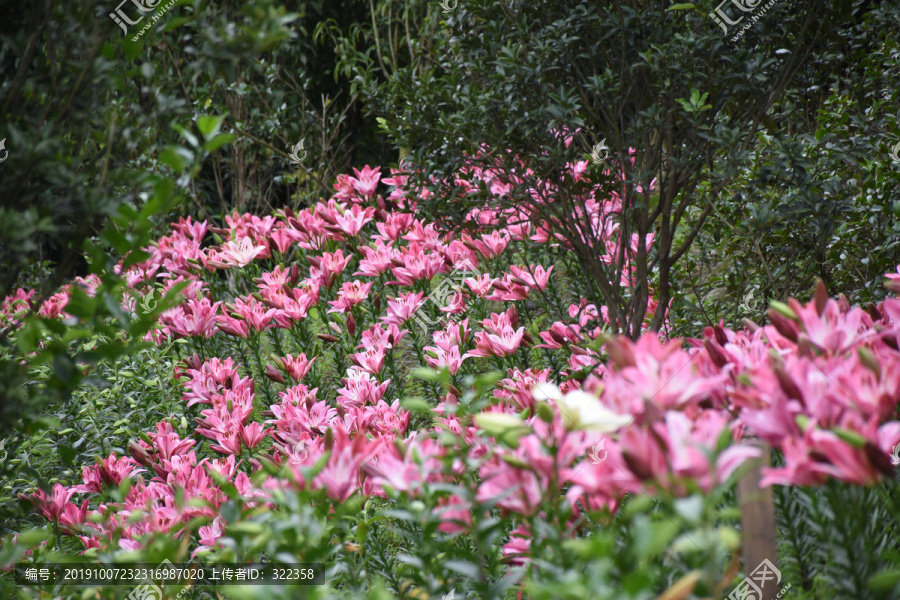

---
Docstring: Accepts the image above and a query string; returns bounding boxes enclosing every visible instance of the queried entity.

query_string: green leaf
[411,367,441,381]
[197,115,226,140]
[58,445,77,466]
[400,397,432,413]
[159,146,193,171]
[869,569,900,591]
[203,133,237,152]
[667,3,696,10]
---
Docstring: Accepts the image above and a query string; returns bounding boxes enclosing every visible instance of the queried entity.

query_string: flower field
[4,157,900,600]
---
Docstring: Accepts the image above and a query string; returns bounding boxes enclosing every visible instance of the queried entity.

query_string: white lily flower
[532,382,563,403]
[556,390,633,432]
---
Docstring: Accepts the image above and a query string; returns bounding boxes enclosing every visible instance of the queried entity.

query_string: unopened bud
[508,305,519,329]
[265,364,286,384]
[536,402,555,423]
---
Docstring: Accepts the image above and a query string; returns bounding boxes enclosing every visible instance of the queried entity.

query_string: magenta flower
[192,516,225,558]
[472,231,511,258]
[374,212,415,241]
[313,430,382,502]
[350,346,386,375]
[73,453,144,493]
[328,280,374,314]
[337,369,391,407]
[382,291,426,327]
[240,422,271,449]
[538,322,583,349]
[280,353,316,381]
[328,204,375,237]
[464,272,497,297]
[162,297,220,338]
[357,240,399,278]
[351,165,382,198]
[218,236,268,268]
[424,345,465,374]
[509,264,553,291]
[19,484,75,522]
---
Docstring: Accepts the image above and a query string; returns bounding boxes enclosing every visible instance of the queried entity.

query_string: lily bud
[857,346,881,379]
[347,313,356,337]
[318,333,340,343]
[536,401,555,423]
[814,279,828,317]
[128,440,152,467]
[474,412,532,448]
[508,305,519,329]
[265,364,285,384]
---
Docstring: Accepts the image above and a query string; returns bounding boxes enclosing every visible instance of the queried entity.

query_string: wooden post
[736,440,780,600]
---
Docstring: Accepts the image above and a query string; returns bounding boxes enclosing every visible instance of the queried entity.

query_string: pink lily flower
[240,422,271,449]
[280,353,316,381]
[350,346,386,375]
[374,212,415,241]
[19,484,76,522]
[161,297,220,338]
[218,236,268,267]
[382,291,426,327]
[351,165,382,198]
[328,204,375,237]
[356,240,399,277]
[328,280,374,314]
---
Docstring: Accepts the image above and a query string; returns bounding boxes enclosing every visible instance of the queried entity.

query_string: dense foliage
[2,1,900,599]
